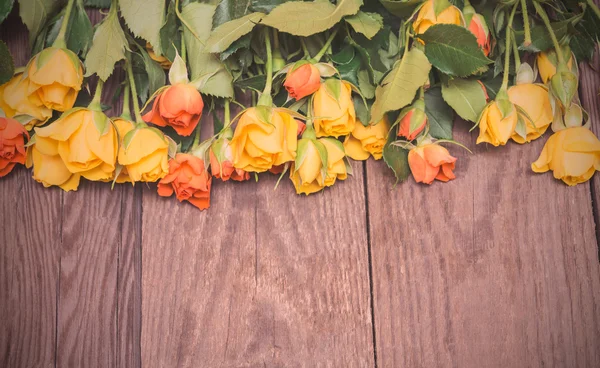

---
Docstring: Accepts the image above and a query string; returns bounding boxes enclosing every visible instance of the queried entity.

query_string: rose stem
[126,56,147,126]
[53,0,77,48]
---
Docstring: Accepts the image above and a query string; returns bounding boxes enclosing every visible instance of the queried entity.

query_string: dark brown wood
[367,117,600,366]
[0,16,61,368]
[140,109,374,367]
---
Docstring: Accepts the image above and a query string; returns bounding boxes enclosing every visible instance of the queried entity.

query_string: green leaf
[181,2,234,98]
[336,50,361,87]
[206,12,265,53]
[433,0,452,16]
[234,74,266,92]
[159,1,181,61]
[84,9,128,81]
[213,0,252,28]
[134,43,166,103]
[119,0,165,52]
[0,40,14,85]
[515,20,570,52]
[441,78,487,123]
[345,11,383,40]
[0,0,14,24]
[19,0,60,46]
[220,34,252,60]
[353,94,370,125]
[67,0,93,56]
[383,130,410,184]
[371,47,431,123]
[420,24,492,77]
[358,69,375,99]
[92,110,110,135]
[378,0,421,19]
[424,87,453,140]
[249,0,289,13]
[84,0,110,7]
[261,0,363,37]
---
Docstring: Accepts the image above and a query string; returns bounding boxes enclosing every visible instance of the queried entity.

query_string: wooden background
[1,8,600,368]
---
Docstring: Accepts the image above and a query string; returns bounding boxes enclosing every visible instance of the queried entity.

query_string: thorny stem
[520,0,532,46]
[258,27,273,105]
[501,3,519,91]
[88,79,104,111]
[126,57,146,125]
[313,26,340,62]
[192,123,201,147]
[533,0,566,65]
[53,0,77,48]
[512,34,521,71]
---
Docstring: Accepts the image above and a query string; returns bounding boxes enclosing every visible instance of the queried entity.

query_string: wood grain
[367,118,600,367]
[0,15,61,368]
[141,109,374,367]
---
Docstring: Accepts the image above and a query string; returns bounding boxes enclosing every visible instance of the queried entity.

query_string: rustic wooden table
[1,10,599,368]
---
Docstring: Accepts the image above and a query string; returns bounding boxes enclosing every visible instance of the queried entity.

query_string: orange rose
[157,153,212,210]
[209,138,250,182]
[143,83,204,136]
[284,63,321,100]
[398,100,427,141]
[0,117,28,177]
[408,143,457,184]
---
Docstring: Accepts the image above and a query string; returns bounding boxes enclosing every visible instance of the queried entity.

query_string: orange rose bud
[464,5,490,56]
[398,100,427,141]
[157,153,212,210]
[143,83,204,137]
[0,117,28,177]
[408,143,457,184]
[284,63,321,100]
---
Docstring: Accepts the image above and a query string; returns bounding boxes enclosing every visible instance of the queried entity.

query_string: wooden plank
[367,117,600,366]
[141,110,374,366]
[0,15,61,368]
[579,53,600,249]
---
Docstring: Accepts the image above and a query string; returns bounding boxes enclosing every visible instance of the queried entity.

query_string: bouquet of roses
[1,0,599,210]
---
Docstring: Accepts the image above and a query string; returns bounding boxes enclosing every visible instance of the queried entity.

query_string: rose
[157,153,212,210]
[284,63,321,100]
[476,98,518,146]
[0,117,28,177]
[537,46,574,84]
[34,108,118,181]
[313,80,356,138]
[408,143,457,184]
[344,118,389,160]
[230,107,298,173]
[464,5,491,56]
[143,83,204,136]
[397,100,427,141]
[413,0,463,36]
[508,84,552,144]
[532,127,600,186]
[26,138,80,192]
[0,73,52,130]
[146,42,172,70]
[114,119,170,183]
[25,47,83,112]
[209,137,250,182]
[290,137,347,195]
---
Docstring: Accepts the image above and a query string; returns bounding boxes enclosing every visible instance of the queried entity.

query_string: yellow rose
[508,83,552,144]
[25,47,83,112]
[413,0,463,35]
[230,107,298,173]
[114,118,170,183]
[537,47,574,84]
[313,80,356,138]
[532,127,600,186]
[476,98,518,146]
[0,73,52,130]
[343,118,390,160]
[26,138,80,192]
[34,108,118,181]
[290,137,347,195]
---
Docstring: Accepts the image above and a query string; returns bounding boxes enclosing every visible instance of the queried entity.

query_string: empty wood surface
[1,8,599,368]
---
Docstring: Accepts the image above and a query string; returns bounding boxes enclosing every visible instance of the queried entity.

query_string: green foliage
[383,127,410,184]
[425,87,454,140]
[0,0,14,24]
[345,11,383,40]
[0,40,14,85]
[441,79,488,123]
[19,0,60,46]
[119,0,165,52]
[206,12,265,53]
[84,8,128,81]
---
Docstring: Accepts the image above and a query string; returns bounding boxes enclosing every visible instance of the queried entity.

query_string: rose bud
[464,4,491,56]
[537,46,574,84]
[33,108,118,181]
[0,117,28,177]
[532,127,600,186]
[143,83,204,137]
[157,153,212,210]
[210,133,250,182]
[476,92,518,146]
[230,107,298,173]
[413,0,463,36]
[25,47,83,112]
[408,143,457,184]
[508,83,552,144]
[344,117,390,160]
[114,119,170,183]
[313,80,356,138]
[397,99,427,141]
[284,63,321,100]
[0,73,52,130]
[146,42,172,70]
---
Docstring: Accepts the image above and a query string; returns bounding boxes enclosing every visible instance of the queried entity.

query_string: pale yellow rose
[0,73,52,130]
[508,84,552,144]
[26,138,80,192]
[413,0,463,35]
[313,81,356,138]
[477,99,518,146]
[290,137,347,195]
[344,118,390,160]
